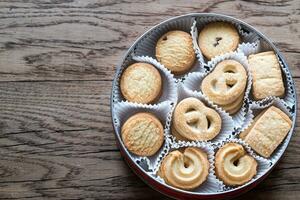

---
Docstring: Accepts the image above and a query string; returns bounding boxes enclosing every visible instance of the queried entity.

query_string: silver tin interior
[110,13,297,197]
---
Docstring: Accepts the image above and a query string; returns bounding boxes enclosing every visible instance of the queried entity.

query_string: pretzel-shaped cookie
[215,143,257,186]
[201,60,247,105]
[158,147,209,190]
[173,97,221,141]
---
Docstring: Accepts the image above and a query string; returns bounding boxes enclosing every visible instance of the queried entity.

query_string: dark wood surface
[0,0,299,199]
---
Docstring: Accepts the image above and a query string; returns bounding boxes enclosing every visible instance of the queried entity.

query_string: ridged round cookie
[215,143,257,186]
[120,63,162,104]
[198,22,240,60]
[121,113,164,156]
[156,30,196,75]
[158,147,209,190]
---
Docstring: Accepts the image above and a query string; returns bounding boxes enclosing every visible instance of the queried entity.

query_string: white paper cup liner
[169,84,235,144]
[154,141,223,193]
[113,101,173,171]
[195,51,253,128]
[191,16,259,64]
[238,98,295,163]
[134,16,195,58]
[190,20,206,68]
[181,71,206,93]
[237,39,273,57]
[215,138,271,191]
[132,16,205,78]
[174,60,205,80]
[112,55,134,105]
[237,39,296,109]
[277,56,296,109]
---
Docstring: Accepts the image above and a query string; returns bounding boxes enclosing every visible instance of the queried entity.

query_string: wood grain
[0,0,299,199]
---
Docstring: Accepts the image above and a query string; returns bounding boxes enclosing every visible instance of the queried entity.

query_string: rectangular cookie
[239,109,267,140]
[248,51,285,100]
[240,106,292,158]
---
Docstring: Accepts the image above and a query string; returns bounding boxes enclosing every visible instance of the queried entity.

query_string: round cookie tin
[110,13,297,199]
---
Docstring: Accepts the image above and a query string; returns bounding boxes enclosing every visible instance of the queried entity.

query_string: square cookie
[248,51,285,100]
[240,106,292,158]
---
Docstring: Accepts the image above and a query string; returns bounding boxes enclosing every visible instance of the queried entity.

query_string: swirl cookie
[156,30,196,75]
[158,147,209,190]
[198,22,240,60]
[173,97,222,141]
[239,106,292,158]
[120,62,162,104]
[121,113,164,156]
[248,51,285,100]
[215,143,257,186]
[201,60,247,114]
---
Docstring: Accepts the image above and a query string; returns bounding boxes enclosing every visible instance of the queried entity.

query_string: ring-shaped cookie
[215,143,257,186]
[158,147,209,190]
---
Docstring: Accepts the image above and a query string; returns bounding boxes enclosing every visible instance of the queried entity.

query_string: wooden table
[0,0,299,199]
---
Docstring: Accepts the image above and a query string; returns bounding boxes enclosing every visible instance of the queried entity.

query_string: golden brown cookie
[120,62,162,104]
[121,113,164,156]
[215,143,257,186]
[158,147,209,190]
[201,60,247,106]
[248,51,285,100]
[226,99,244,115]
[240,106,292,158]
[173,97,222,141]
[198,22,240,60]
[239,110,267,140]
[221,93,244,114]
[156,30,196,75]
[171,123,189,142]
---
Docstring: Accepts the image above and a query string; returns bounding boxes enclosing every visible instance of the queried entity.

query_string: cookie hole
[162,36,168,41]
[225,70,235,74]
[233,159,239,167]
[184,162,189,168]
[213,37,222,47]
[225,76,237,89]
[224,65,237,73]
[183,158,191,168]
[206,117,211,130]
[211,79,218,91]
[226,82,235,89]
[186,108,196,113]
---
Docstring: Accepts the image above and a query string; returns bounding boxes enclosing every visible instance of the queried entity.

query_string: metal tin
[110,13,297,199]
